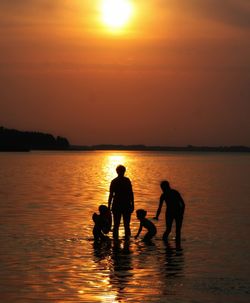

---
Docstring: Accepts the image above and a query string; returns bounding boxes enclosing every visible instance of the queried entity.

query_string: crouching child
[135,209,157,242]
[92,205,112,241]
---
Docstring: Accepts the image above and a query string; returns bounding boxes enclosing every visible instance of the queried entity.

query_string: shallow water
[0,151,250,302]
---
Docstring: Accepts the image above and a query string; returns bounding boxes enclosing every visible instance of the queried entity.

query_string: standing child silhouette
[154,181,185,245]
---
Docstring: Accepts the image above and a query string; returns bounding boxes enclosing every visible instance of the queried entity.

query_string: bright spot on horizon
[103,154,127,182]
[101,0,133,30]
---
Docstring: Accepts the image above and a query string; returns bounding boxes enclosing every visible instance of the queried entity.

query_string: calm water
[0,151,250,303]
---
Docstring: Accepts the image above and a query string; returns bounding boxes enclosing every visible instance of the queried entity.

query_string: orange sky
[0,0,250,145]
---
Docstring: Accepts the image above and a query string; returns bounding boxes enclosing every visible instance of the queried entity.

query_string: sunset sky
[0,0,249,146]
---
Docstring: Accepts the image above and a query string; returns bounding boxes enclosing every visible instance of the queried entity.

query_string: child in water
[135,209,157,242]
[92,205,112,241]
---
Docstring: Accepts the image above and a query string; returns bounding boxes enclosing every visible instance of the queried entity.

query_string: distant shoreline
[68,144,250,153]
[1,126,249,153]
[1,145,250,153]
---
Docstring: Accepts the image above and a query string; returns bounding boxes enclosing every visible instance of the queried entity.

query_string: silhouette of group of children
[92,165,185,245]
[93,205,157,242]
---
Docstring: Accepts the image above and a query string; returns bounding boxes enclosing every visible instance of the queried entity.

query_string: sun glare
[101,0,133,30]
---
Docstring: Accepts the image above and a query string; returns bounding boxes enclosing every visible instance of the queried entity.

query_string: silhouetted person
[135,209,157,242]
[108,165,134,240]
[154,181,185,245]
[93,204,112,241]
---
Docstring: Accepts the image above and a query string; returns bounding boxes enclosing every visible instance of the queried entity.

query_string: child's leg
[93,226,100,241]
[163,214,174,241]
[143,232,153,242]
[175,214,183,245]
[113,211,122,240]
[99,231,108,241]
[123,210,131,239]
[93,224,105,241]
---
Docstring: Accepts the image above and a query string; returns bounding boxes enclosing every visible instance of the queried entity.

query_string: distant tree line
[2,125,248,152]
[0,126,70,151]
[70,144,250,152]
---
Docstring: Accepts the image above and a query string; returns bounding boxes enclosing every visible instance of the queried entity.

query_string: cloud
[0,0,95,28]
[1,0,250,28]
[0,0,83,31]
[0,0,60,10]
[0,0,62,25]
[158,0,250,28]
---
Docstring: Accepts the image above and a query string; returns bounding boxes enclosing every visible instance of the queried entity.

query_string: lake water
[0,151,250,302]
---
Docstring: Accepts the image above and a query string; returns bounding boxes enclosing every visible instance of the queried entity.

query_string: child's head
[116,165,126,177]
[160,180,170,192]
[136,209,147,219]
[99,204,108,215]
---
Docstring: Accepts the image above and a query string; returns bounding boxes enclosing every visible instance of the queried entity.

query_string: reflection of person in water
[92,239,133,302]
[108,165,134,240]
[154,181,185,245]
[110,240,133,301]
[135,209,157,242]
[163,242,184,278]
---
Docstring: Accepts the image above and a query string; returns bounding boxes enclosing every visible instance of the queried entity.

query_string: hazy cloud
[159,0,250,28]
[0,0,61,26]
[1,1,250,29]
[0,0,61,10]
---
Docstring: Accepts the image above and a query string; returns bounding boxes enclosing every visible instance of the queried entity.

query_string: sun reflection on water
[1,152,249,302]
[100,153,129,201]
[104,154,128,178]
[92,239,135,303]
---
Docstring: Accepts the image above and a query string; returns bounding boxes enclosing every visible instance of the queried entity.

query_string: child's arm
[108,182,114,210]
[179,193,185,212]
[135,222,143,239]
[154,194,164,219]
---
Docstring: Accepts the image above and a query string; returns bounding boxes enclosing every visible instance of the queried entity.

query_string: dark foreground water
[0,151,250,302]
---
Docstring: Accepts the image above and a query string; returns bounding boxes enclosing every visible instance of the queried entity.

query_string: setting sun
[101,0,133,30]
